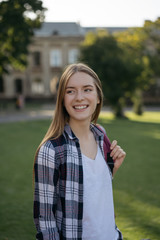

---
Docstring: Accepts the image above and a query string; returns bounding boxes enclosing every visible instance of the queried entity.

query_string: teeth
[74,105,87,109]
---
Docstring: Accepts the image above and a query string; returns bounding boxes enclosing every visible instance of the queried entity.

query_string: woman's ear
[97,96,100,104]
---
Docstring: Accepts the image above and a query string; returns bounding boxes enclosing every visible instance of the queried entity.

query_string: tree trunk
[132,89,143,115]
[113,100,125,118]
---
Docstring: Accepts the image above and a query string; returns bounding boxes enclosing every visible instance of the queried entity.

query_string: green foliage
[80,18,160,116]
[116,29,151,115]
[80,32,139,117]
[0,0,46,75]
[116,27,154,90]
[143,18,160,78]
[116,19,160,114]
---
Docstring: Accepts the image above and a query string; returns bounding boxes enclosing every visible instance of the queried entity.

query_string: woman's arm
[34,141,60,240]
[110,140,126,176]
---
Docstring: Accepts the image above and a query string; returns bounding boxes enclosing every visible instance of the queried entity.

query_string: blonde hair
[35,63,103,158]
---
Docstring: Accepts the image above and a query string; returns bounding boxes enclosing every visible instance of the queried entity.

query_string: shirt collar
[64,124,77,140]
[90,123,104,140]
[64,123,104,141]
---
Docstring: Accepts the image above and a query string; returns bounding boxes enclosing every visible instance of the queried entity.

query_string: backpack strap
[97,125,114,174]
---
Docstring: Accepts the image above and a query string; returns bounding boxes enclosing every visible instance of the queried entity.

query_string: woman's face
[64,72,100,124]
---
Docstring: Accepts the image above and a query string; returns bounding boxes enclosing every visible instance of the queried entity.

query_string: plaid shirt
[34,124,122,240]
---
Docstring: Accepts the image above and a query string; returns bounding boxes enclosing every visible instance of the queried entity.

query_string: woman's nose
[76,90,84,101]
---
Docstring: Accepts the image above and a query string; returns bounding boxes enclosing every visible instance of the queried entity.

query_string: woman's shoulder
[40,139,54,150]
[38,140,55,157]
[93,123,107,134]
[39,134,67,155]
[36,140,57,167]
[36,136,67,166]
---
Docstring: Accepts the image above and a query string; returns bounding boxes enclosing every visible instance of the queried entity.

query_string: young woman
[33,63,126,240]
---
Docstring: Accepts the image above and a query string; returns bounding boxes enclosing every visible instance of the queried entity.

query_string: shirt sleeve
[33,141,60,240]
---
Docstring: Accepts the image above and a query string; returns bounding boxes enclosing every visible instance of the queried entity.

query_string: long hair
[35,63,103,159]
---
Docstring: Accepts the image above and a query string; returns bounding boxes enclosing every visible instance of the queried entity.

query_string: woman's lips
[73,105,88,110]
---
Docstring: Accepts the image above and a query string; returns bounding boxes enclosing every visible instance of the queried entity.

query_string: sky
[42,0,160,27]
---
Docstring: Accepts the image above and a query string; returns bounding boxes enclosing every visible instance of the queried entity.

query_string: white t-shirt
[82,146,119,240]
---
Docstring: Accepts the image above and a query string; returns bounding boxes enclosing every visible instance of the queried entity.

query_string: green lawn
[0,112,160,240]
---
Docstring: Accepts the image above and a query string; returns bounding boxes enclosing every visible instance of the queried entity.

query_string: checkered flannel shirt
[33,124,123,240]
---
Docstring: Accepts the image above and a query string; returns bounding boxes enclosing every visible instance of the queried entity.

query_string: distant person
[33,63,126,240]
[15,95,24,110]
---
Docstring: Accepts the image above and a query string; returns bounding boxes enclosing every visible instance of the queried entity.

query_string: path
[0,105,160,123]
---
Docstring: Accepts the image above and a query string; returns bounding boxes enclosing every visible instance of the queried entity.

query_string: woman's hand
[110,140,126,176]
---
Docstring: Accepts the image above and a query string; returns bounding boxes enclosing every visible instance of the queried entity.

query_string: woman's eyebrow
[66,86,75,89]
[83,84,94,88]
[66,84,94,89]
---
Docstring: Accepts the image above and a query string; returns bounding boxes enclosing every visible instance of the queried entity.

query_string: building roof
[34,22,128,37]
[84,27,128,34]
[34,22,85,37]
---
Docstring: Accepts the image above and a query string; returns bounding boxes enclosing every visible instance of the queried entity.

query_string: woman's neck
[69,119,92,140]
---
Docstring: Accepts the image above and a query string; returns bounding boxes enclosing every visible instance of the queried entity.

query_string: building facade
[1,22,159,104]
[1,22,86,99]
[1,22,129,100]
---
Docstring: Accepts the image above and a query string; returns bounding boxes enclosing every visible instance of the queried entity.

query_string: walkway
[0,105,160,123]
[0,109,54,123]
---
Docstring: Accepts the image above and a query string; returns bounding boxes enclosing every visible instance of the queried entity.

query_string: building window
[68,49,79,64]
[52,30,59,36]
[0,76,4,93]
[50,76,59,94]
[15,79,23,94]
[33,51,41,66]
[31,78,44,94]
[50,49,62,67]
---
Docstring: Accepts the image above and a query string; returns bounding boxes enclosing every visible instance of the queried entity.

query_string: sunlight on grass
[100,111,160,124]
[143,130,160,140]
[114,190,160,240]
[99,112,115,122]
[125,111,160,124]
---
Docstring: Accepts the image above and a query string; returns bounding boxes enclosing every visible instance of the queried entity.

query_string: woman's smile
[73,105,89,110]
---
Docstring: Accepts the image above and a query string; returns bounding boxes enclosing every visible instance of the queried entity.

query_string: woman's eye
[66,90,74,94]
[84,88,92,92]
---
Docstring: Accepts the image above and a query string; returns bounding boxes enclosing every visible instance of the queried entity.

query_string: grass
[0,111,160,240]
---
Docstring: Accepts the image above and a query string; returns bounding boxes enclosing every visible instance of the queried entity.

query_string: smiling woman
[64,72,100,125]
[33,63,126,240]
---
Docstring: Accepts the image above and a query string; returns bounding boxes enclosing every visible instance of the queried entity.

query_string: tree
[0,0,46,76]
[115,27,154,115]
[143,18,160,77]
[79,31,139,117]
